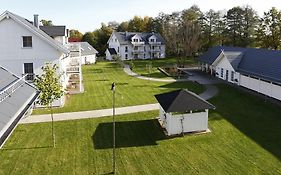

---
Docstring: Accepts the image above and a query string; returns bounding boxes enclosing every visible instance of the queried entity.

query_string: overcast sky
[1,0,280,33]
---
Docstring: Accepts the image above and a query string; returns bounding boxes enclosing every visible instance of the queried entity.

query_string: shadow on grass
[140,72,168,79]
[93,119,166,149]
[211,84,281,160]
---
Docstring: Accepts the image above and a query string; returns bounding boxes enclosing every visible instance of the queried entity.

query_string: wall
[240,75,281,101]
[159,109,209,136]
[0,17,67,107]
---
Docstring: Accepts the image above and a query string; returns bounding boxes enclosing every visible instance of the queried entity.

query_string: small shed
[155,89,215,136]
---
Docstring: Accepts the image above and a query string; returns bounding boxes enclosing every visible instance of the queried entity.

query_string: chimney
[34,14,39,28]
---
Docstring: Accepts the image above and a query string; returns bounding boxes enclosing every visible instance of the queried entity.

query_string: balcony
[66,66,80,73]
[132,49,145,53]
[24,73,35,82]
[149,41,162,45]
[131,41,145,45]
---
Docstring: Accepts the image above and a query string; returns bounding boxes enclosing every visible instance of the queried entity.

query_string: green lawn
[1,84,280,174]
[126,57,197,79]
[33,62,204,114]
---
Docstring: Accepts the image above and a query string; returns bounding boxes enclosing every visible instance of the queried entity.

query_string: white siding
[159,109,209,136]
[0,17,68,107]
[240,74,281,101]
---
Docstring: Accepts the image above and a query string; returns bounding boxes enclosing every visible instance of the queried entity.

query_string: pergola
[155,89,215,136]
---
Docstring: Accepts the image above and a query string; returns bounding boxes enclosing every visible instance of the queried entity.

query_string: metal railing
[0,75,27,103]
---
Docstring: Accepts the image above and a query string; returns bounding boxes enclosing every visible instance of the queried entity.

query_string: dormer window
[150,39,155,42]
[133,38,138,42]
[22,36,32,48]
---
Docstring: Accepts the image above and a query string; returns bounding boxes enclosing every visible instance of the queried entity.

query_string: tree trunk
[50,104,55,148]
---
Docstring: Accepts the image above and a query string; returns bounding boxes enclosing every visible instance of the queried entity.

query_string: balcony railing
[24,73,35,82]
[0,75,26,103]
[149,41,162,45]
[150,49,161,53]
[132,49,145,53]
[66,66,80,73]
[131,41,145,45]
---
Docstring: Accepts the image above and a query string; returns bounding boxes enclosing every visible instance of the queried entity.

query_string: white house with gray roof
[106,31,166,60]
[199,46,281,101]
[69,42,98,65]
[0,11,82,106]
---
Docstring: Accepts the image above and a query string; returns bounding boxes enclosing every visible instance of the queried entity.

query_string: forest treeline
[69,5,281,57]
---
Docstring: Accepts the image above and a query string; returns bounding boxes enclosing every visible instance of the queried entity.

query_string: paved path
[20,103,159,124]
[20,66,219,124]
[123,64,189,82]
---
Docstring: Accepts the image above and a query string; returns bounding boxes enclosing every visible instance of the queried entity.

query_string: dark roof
[39,25,66,37]
[113,31,165,45]
[108,48,117,55]
[199,46,281,84]
[0,66,39,147]
[154,89,215,113]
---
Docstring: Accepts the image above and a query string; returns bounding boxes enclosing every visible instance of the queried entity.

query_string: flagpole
[111,82,116,174]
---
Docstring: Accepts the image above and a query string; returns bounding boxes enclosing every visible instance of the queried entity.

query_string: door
[24,63,34,81]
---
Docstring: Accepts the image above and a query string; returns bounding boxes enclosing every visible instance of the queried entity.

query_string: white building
[0,11,82,106]
[68,42,98,65]
[155,89,215,136]
[106,31,166,60]
[199,46,281,101]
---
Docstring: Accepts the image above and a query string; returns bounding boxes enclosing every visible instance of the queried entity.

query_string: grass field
[33,62,204,114]
[1,84,280,174]
[126,57,197,78]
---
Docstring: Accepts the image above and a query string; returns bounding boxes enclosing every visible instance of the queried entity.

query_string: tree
[256,7,281,49]
[117,21,129,32]
[128,16,145,32]
[34,63,63,148]
[40,19,53,26]
[82,32,95,46]
[69,29,83,41]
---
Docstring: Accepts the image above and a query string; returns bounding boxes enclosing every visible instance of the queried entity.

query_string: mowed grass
[33,61,204,114]
[126,57,197,78]
[1,84,280,174]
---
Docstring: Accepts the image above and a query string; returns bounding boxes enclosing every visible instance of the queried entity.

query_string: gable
[0,17,63,60]
[212,52,235,71]
[0,11,68,54]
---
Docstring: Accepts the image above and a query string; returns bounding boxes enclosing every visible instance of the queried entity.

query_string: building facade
[0,11,84,106]
[106,31,166,60]
[199,46,281,101]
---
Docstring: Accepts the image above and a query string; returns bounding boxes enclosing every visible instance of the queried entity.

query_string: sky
[1,0,280,33]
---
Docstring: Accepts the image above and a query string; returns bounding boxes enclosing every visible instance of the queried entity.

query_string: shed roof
[0,66,39,147]
[154,89,215,113]
[68,42,98,56]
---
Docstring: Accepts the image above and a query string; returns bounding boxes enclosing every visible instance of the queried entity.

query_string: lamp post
[111,82,116,174]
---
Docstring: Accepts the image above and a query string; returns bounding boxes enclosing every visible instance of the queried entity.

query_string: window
[125,46,128,52]
[125,54,128,59]
[22,36,32,47]
[24,63,34,81]
[118,47,119,53]
[115,38,117,42]
[231,71,235,81]
[150,39,155,42]
[226,70,229,80]
[152,46,155,50]
[133,38,138,42]
[220,68,224,78]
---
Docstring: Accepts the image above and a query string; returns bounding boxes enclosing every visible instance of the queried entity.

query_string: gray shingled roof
[113,31,165,45]
[69,42,98,56]
[39,26,66,37]
[155,89,215,113]
[199,46,281,84]
[0,67,39,147]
